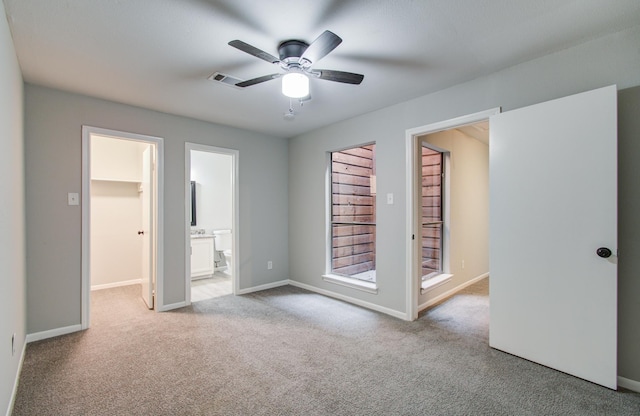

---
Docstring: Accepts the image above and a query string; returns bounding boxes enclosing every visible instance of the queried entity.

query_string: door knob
[596,247,612,258]
[138,231,144,235]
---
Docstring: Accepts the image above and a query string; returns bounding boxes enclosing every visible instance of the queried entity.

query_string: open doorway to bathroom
[185,143,239,303]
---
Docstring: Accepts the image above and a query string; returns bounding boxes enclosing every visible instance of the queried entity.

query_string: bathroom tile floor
[191,271,232,302]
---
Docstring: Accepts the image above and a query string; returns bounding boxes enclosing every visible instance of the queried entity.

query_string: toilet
[213,229,232,273]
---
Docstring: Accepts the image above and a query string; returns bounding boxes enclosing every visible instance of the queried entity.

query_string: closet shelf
[91,177,141,183]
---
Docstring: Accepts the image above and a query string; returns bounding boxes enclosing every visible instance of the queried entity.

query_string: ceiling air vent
[207,72,244,89]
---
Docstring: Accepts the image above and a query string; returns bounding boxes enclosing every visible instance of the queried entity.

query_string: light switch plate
[387,193,394,204]
[68,193,79,206]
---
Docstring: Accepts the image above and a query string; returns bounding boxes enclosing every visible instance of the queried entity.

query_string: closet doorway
[185,143,239,304]
[81,126,164,328]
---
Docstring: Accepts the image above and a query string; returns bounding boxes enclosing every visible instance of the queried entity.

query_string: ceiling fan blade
[300,30,342,64]
[228,40,280,64]
[316,70,364,85]
[235,73,282,88]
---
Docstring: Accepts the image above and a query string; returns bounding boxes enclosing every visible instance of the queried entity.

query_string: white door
[489,85,617,389]
[141,145,154,309]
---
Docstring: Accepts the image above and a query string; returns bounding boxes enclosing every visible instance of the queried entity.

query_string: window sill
[322,274,378,294]
[421,274,453,295]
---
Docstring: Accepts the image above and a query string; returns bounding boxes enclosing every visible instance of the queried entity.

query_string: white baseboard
[91,278,141,291]
[236,279,289,295]
[6,339,26,416]
[618,376,640,393]
[26,324,83,343]
[158,301,187,312]
[418,272,489,312]
[288,280,408,320]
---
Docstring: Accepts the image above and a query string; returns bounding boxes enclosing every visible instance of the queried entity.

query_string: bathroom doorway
[185,143,239,303]
[81,126,164,329]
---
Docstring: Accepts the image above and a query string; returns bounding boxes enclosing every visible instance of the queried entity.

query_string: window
[330,144,376,283]
[421,145,443,281]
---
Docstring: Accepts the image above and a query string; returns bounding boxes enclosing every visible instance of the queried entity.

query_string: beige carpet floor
[12,278,640,415]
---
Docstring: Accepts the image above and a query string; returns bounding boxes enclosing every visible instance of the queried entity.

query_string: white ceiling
[4,0,640,138]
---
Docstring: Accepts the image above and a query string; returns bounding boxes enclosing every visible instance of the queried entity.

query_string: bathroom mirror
[190,180,197,226]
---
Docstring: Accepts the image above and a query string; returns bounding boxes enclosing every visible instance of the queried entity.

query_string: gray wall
[289,26,640,381]
[0,4,26,414]
[25,85,289,333]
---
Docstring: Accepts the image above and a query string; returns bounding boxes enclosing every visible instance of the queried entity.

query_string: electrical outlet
[267,261,273,270]
[462,260,465,269]
[11,333,15,356]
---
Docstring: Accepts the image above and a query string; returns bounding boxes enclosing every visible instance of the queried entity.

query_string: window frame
[324,142,378,293]
[419,142,452,293]
[420,145,444,279]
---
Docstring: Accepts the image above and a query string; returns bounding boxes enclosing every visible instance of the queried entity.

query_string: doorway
[185,143,239,304]
[81,126,164,329]
[405,108,499,320]
[405,86,618,390]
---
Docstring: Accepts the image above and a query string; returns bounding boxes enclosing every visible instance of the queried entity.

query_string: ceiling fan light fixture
[282,73,309,98]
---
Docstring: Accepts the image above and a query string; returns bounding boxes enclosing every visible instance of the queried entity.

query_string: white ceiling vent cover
[207,72,244,89]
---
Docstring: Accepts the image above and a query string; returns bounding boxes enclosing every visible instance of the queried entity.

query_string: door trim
[184,143,239,304]
[81,126,165,329]
[404,108,500,320]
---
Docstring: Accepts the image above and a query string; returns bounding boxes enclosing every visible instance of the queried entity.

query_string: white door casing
[489,85,617,389]
[405,108,500,320]
[184,143,240,304]
[141,145,154,309]
[82,126,164,328]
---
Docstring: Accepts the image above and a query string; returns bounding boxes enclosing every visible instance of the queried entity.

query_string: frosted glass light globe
[282,73,309,98]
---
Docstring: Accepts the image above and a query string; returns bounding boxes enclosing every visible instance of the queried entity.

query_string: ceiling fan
[228,30,364,98]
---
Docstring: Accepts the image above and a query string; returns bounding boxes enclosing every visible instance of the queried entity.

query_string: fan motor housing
[278,40,309,62]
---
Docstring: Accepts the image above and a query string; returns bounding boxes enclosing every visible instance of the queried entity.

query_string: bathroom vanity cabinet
[190,236,214,278]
